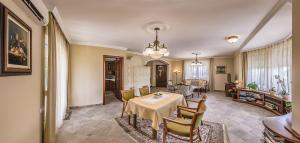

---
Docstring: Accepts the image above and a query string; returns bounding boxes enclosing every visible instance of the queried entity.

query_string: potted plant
[275,75,289,100]
[269,87,277,96]
[247,82,258,91]
[285,101,292,113]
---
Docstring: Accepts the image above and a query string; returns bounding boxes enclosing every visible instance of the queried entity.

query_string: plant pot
[281,95,290,100]
[270,91,276,96]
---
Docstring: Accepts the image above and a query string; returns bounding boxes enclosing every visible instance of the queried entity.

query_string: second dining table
[125,91,187,139]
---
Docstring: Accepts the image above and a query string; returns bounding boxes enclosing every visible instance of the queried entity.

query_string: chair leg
[128,115,131,125]
[198,128,202,141]
[163,129,167,143]
[121,102,125,118]
[190,134,193,143]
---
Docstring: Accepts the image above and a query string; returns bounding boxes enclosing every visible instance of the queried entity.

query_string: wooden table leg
[152,128,157,140]
[133,114,137,128]
[128,115,131,125]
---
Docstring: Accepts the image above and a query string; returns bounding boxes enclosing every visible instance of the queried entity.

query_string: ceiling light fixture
[226,35,239,43]
[143,27,169,59]
[191,53,202,66]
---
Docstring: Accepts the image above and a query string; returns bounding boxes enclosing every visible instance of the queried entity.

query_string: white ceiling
[44,0,292,59]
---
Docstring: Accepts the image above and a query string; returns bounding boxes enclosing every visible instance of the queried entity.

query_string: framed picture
[216,66,226,74]
[0,3,32,76]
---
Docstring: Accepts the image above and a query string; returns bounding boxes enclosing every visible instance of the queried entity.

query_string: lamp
[225,35,240,43]
[191,53,202,66]
[173,70,181,84]
[143,27,169,59]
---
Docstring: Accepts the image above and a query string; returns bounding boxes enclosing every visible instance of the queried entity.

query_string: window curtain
[44,13,70,143]
[184,59,210,81]
[247,37,292,93]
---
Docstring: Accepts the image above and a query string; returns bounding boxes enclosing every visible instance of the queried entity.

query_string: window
[247,38,292,94]
[184,60,209,80]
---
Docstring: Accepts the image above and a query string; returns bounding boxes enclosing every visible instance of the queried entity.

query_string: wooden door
[156,65,167,87]
[114,57,123,100]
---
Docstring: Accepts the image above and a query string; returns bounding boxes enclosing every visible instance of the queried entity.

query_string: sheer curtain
[44,13,70,143]
[184,59,210,81]
[247,37,292,93]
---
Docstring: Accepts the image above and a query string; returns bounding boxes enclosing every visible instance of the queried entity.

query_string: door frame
[103,55,124,105]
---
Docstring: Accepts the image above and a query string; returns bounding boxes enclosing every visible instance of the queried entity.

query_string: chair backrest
[139,86,150,96]
[179,85,191,96]
[167,80,173,86]
[196,95,207,112]
[191,112,205,129]
[121,88,134,101]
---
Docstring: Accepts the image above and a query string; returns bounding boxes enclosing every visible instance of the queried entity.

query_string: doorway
[156,65,167,87]
[103,55,123,105]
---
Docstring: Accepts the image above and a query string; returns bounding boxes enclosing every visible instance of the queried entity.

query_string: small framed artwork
[216,66,226,74]
[0,3,32,76]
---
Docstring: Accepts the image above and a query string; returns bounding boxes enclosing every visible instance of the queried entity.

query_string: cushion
[122,89,134,101]
[180,108,196,119]
[167,118,191,135]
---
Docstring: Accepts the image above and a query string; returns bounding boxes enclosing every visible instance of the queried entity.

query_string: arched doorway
[145,60,170,87]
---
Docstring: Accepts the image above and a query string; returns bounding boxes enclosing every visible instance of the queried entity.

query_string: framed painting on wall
[216,65,226,74]
[0,3,32,76]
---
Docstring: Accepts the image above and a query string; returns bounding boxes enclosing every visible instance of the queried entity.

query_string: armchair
[178,85,195,98]
[163,111,205,143]
[167,80,177,93]
[177,95,207,119]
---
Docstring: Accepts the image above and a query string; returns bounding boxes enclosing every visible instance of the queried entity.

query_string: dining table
[125,92,187,139]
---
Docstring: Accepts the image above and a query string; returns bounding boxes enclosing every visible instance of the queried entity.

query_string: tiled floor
[56,92,275,143]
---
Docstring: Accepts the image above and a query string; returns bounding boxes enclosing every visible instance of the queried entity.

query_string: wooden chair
[139,85,150,96]
[163,111,205,143]
[177,95,207,119]
[121,88,135,118]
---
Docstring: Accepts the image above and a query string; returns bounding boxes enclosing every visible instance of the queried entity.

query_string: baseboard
[70,103,101,109]
[213,90,225,92]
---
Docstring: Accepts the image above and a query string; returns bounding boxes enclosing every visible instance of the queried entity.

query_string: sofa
[184,79,209,94]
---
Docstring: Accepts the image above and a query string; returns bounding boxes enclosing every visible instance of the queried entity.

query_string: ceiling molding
[238,0,288,52]
[72,42,128,50]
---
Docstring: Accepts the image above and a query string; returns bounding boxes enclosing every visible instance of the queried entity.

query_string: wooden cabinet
[225,83,236,97]
[235,89,288,115]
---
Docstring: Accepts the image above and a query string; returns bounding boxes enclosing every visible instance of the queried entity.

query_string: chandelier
[143,27,169,59]
[191,53,202,66]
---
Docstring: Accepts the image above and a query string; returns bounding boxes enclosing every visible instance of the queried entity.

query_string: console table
[234,89,289,115]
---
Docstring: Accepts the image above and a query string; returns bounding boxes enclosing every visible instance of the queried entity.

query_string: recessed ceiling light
[225,35,240,43]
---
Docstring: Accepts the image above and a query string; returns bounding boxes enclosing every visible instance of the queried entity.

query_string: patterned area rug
[115,115,228,143]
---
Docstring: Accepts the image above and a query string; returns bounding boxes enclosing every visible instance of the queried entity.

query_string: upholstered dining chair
[163,111,205,143]
[121,88,135,118]
[167,80,177,93]
[178,85,195,98]
[177,95,207,119]
[139,85,150,96]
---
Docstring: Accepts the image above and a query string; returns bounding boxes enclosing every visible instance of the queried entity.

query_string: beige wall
[70,44,151,106]
[0,0,42,143]
[212,57,234,91]
[292,0,300,133]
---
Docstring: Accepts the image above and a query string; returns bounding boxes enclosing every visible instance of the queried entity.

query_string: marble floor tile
[56,92,275,143]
